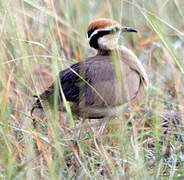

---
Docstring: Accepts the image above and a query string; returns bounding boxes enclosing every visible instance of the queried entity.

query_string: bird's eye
[115,27,120,31]
[111,27,120,34]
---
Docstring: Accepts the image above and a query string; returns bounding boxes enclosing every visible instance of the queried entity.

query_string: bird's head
[87,18,137,50]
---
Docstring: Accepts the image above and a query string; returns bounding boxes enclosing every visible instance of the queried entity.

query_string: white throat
[98,33,120,50]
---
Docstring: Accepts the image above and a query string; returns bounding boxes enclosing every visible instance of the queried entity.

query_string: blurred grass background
[0,0,184,179]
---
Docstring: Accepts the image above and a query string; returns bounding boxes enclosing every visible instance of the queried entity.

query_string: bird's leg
[92,117,109,147]
[91,119,107,156]
[92,118,118,178]
[76,118,85,141]
[96,118,109,139]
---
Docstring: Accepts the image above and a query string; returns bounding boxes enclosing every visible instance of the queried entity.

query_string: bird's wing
[58,62,82,102]
[119,46,149,86]
[31,62,83,116]
[36,59,97,104]
[31,62,81,113]
[59,56,116,106]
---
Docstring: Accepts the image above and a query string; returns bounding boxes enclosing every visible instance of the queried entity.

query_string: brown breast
[76,48,143,116]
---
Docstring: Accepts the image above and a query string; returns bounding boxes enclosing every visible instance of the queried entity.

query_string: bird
[31,18,148,122]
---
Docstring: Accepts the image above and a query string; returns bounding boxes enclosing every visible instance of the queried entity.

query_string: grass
[0,0,184,179]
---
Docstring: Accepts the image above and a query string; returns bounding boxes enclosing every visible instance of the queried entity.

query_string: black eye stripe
[88,26,120,49]
[97,30,111,37]
[88,28,96,38]
[88,26,120,39]
[89,30,113,49]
